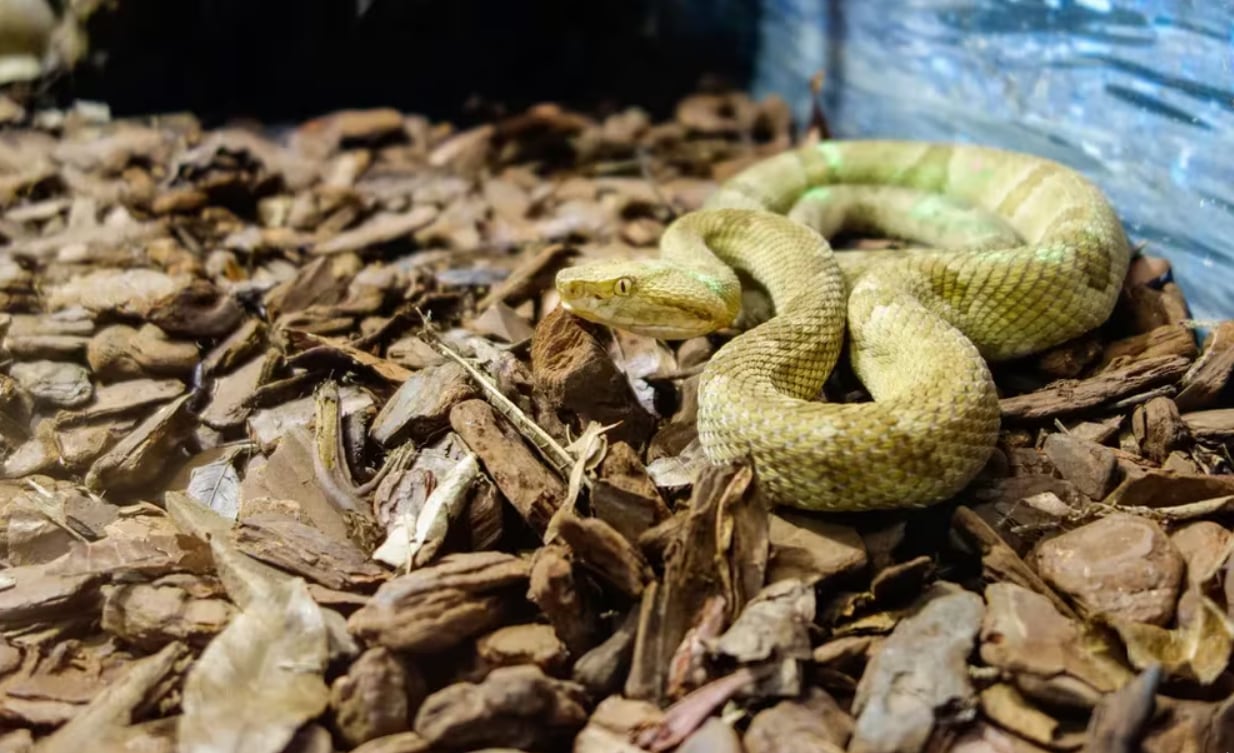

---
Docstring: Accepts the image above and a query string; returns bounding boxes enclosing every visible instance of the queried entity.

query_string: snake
[555,140,1130,512]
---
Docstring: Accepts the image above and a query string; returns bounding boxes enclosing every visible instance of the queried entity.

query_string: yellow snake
[556,140,1130,511]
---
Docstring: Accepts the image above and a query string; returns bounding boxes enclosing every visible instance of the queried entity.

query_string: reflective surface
[750,0,1233,320]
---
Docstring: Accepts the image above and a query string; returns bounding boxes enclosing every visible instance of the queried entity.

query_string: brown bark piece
[678,718,744,753]
[744,688,852,753]
[54,378,185,427]
[1083,664,1161,753]
[1170,521,1231,589]
[980,583,1131,697]
[555,513,653,598]
[591,441,671,543]
[1000,355,1191,421]
[232,512,388,591]
[1180,408,1234,440]
[1035,514,1184,626]
[200,353,269,430]
[347,552,529,654]
[572,608,639,697]
[0,565,103,633]
[710,578,813,675]
[530,306,654,447]
[625,463,767,703]
[527,544,600,657]
[347,732,430,753]
[237,426,354,543]
[1100,324,1197,369]
[1042,433,1119,500]
[469,302,536,343]
[330,647,425,747]
[476,624,570,675]
[100,581,235,651]
[767,513,867,587]
[87,323,200,380]
[142,278,244,338]
[413,664,588,750]
[371,361,477,447]
[449,398,564,534]
[952,507,1078,620]
[1104,470,1234,508]
[1175,321,1234,411]
[1132,397,1188,464]
[478,241,579,309]
[9,360,92,409]
[84,394,195,493]
[850,589,984,753]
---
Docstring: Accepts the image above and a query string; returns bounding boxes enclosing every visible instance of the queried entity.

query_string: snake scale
[556,140,1131,511]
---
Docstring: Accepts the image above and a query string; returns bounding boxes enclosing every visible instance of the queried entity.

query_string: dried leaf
[178,576,330,753]
[187,456,242,521]
[1110,593,1234,684]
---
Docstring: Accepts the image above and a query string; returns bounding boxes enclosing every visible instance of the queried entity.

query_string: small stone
[1034,514,1184,626]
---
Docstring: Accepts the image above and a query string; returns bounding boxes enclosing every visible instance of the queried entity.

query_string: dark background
[58,0,764,125]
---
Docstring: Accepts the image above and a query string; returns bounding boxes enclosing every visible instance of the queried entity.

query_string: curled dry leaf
[178,576,330,753]
[1109,593,1234,685]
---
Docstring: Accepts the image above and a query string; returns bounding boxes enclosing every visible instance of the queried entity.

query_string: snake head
[555,259,738,340]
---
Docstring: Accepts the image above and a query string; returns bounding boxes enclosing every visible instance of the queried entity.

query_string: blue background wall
[748,0,1233,320]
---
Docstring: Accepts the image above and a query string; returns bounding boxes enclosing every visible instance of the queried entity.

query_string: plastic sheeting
[747,0,1232,319]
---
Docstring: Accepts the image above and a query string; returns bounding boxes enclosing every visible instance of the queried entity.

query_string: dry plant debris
[0,86,1230,753]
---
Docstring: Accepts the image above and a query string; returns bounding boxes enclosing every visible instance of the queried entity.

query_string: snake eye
[614,277,633,296]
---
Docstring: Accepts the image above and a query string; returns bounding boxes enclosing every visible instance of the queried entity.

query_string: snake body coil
[556,140,1130,511]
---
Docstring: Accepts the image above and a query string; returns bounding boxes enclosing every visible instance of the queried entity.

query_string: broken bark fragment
[530,307,654,447]
[449,399,564,535]
[330,647,424,747]
[233,512,388,591]
[850,587,984,753]
[554,513,652,598]
[1175,321,1234,411]
[347,552,530,653]
[1035,514,1184,626]
[475,623,570,676]
[744,688,851,753]
[1132,397,1188,465]
[371,362,477,447]
[413,664,588,750]
[1000,355,1191,421]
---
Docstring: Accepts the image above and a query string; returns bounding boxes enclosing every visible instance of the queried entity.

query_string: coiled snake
[556,140,1130,511]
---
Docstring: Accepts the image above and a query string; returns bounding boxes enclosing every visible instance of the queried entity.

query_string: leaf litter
[0,81,1228,753]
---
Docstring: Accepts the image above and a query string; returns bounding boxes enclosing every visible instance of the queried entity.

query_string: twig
[426,329,576,479]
